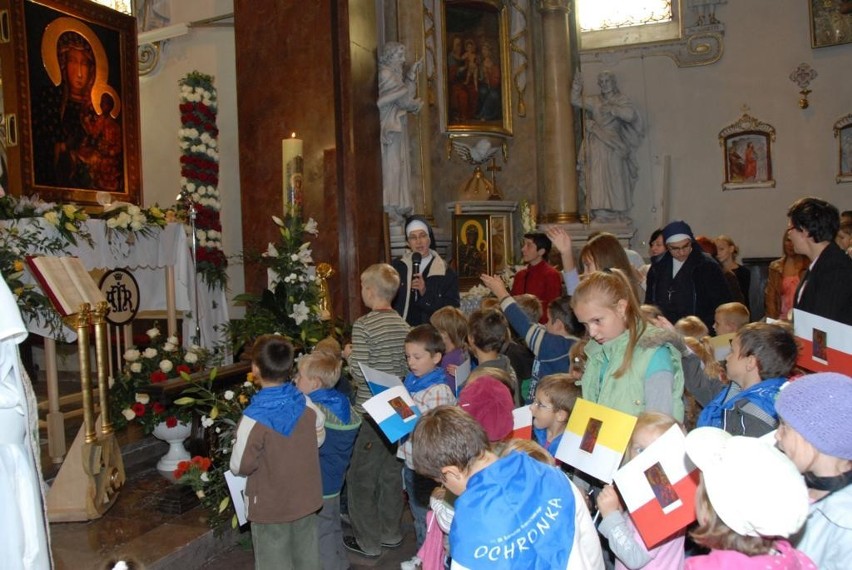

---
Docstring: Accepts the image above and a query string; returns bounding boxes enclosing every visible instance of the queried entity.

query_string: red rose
[177,364,191,376]
[165,415,178,428]
[150,370,168,383]
[152,402,166,415]
[131,402,146,417]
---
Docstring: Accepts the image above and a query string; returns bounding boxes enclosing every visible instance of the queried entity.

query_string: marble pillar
[398,1,433,221]
[537,0,579,222]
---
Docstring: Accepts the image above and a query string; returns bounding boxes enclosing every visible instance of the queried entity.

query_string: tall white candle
[282,132,303,215]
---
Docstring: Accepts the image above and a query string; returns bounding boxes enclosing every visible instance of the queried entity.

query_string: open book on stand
[26,255,107,316]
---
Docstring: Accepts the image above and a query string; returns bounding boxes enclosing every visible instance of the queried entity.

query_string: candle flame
[291,132,296,138]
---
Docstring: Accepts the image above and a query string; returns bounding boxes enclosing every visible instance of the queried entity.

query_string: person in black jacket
[645,220,733,335]
[787,197,852,325]
[392,216,460,326]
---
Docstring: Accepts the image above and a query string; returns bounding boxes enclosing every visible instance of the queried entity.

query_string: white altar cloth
[4,218,228,352]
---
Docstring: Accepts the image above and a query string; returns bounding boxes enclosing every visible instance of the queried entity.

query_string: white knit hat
[685,427,809,538]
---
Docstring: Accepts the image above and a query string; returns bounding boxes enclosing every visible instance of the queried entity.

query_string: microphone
[411,252,422,297]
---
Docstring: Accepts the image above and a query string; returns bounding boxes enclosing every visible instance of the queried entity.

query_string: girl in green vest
[572,269,685,422]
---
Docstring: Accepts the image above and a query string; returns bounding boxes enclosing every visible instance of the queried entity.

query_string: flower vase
[152,421,192,478]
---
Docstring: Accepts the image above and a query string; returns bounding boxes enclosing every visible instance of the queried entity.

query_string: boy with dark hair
[342,263,410,558]
[294,351,360,570]
[411,406,604,569]
[690,322,797,437]
[511,232,563,323]
[481,274,577,402]
[230,335,327,569]
[466,308,518,393]
[398,324,456,547]
[787,196,852,324]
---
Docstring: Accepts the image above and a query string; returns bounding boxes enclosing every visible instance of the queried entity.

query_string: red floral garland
[179,71,227,290]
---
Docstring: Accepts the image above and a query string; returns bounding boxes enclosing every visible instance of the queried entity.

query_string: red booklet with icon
[612,424,699,549]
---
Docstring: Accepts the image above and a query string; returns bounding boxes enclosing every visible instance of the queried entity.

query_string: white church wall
[577,0,851,259]
[138,0,244,317]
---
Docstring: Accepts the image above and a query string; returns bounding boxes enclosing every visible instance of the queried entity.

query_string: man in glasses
[645,220,733,334]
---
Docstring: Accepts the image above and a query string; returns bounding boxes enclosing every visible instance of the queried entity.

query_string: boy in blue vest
[295,350,361,570]
[690,322,796,437]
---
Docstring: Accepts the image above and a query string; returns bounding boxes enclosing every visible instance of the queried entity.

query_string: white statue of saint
[378,42,423,224]
[572,71,645,223]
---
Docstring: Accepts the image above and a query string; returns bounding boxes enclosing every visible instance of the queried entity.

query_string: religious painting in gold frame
[440,0,512,136]
[834,113,852,184]
[809,0,852,49]
[453,212,512,291]
[718,112,776,191]
[0,0,142,207]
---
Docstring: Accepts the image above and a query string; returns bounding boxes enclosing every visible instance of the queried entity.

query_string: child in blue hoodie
[295,350,360,570]
[692,322,796,437]
[230,335,326,569]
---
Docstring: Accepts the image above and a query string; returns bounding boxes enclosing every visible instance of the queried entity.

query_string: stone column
[537,0,579,222]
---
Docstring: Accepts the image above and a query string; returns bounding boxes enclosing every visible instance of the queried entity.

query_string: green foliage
[224,213,325,353]
[173,367,259,530]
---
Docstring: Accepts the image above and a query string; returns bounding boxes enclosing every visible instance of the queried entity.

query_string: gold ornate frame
[834,113,852,184]
[453,211,512,291]
[718,112,776,191]
[440,0,512,136]
[809,0,852,49]
[0,0,141,207]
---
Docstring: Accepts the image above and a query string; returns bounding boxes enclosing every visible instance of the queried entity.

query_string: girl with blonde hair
[572,269,685,421]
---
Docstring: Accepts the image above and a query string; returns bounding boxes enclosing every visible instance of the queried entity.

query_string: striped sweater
[347,309,410,414]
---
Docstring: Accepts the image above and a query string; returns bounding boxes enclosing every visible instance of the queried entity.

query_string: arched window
[577,0,681,51]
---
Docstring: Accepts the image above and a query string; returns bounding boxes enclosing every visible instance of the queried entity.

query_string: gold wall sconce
[789,63,817,109]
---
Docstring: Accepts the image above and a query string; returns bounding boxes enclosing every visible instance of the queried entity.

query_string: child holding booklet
[398,324,456,547]
[342,263,410,558]
[596,412,686,570]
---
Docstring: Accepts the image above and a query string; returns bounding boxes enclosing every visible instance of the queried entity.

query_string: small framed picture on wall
[834,113,852,183]
[718,112,776,191]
